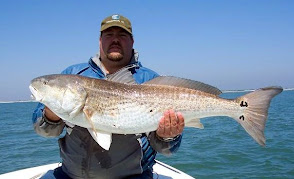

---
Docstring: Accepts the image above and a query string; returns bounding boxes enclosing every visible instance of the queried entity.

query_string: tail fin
[234,86,283,146]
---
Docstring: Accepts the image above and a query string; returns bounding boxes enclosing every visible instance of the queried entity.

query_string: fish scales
[29,74,283,148]
[84,79,240,132]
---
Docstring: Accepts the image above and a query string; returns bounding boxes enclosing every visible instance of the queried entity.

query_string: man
[32,14,185,179]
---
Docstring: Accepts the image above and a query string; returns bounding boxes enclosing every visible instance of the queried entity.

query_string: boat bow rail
[0,160,195,179]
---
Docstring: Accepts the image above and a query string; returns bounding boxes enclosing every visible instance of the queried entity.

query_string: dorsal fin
[143,76,222,95]
[106,65,137,84]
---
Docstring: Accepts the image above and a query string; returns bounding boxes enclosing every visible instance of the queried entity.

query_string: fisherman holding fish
[32,14,185,179]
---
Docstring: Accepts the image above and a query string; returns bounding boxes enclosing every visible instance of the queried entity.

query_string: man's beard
[107,52,123,61]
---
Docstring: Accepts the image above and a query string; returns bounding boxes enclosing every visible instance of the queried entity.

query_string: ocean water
[0,90,293,178]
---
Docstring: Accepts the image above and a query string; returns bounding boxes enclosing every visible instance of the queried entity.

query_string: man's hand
[44,106,61,122]
[156,109,185,138]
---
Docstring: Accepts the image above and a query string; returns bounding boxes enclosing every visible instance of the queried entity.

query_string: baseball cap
[100,14,132,35]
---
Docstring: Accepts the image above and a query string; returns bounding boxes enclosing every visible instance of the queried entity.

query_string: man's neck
[93,51,137,75]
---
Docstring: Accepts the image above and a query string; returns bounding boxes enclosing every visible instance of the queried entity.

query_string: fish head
[30,74,87,116]
[30,74,70,109]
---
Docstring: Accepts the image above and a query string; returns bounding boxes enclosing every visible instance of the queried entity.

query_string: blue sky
[0,0,293,101]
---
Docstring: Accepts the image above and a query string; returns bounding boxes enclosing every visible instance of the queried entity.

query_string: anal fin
[88,129,112,150]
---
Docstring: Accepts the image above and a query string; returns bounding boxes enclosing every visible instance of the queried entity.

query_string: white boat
[0,160,195,179]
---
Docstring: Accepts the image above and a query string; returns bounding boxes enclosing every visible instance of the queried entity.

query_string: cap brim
[101,22,132,35]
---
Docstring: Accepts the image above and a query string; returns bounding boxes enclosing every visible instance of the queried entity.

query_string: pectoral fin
[62,84,87,118]
[88,129,112,150]
[185,118,204,129]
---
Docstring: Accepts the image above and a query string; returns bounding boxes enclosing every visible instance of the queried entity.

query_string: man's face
[100,27,134,65]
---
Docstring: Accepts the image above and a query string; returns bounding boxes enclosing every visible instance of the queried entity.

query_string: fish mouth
[29,85,43,101]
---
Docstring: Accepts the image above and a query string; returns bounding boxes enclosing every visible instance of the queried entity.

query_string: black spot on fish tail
[240,101,248,107]
[239,115,245,121]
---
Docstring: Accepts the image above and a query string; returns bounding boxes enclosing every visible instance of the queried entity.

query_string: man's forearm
[32,103,65,137]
